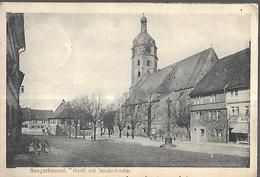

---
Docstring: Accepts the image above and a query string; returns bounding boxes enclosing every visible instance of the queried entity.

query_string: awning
[231,123,249,134]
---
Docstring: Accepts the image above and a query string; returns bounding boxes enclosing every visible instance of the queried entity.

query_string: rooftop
[190,48,250,97]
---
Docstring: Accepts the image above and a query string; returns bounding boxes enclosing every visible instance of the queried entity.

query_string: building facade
[21,108,53,135]
[128,16,219,139]
[48,99,85,137]
[190,93,227,143]
[6,13,26,167]
[190,48,250,143]
[226,89,250,143]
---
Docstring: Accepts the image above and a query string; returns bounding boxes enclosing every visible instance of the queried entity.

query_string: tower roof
[133,15,156,47]
[133,32,155,47]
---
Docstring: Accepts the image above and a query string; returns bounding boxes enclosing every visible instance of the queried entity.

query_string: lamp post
[165,98,172,145]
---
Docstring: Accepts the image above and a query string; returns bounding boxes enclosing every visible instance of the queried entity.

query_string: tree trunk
[93,122,96,141]
[75,121,78,139]
[131,127,135,139]
[147,103,152,138]
[83,130,85,139]
[108,130,111,138]
[69,122,71,138]
[131,120,135,139]
[94,128,96,141]
[100,127,103,136]
[119,126,122,138]
[119,129,122,138]
[186,126,191,141]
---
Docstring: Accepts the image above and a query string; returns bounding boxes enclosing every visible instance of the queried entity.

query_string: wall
[6,13,25,147]
[190,109,227,143]
[226,89,249,104]
[226,89,250,129]
[190,93,227,143]
[131,45,157,85]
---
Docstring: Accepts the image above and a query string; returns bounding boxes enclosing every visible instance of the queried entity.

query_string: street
[15,135,249,167]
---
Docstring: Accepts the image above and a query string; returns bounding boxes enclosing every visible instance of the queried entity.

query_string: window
[196,112,201,119]
[147,60,150,66]
[194,128,197,132]
[138,60,140,66]
[235,106,239,115]
[208,111,212,119]
[217,132,222,138]
[235,91,238,96]
[200,129,205,137]
[231,91,234,97]
[214,129,222,137]
[145,47,151,53]
[138,71,140,77]
[245,106,249,116]
[231,106,235,115]
[213,111,220,120]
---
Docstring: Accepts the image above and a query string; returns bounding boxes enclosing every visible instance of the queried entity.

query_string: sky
[19,13,250,110]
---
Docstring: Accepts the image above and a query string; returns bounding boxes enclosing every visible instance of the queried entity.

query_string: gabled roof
[133,48,217,100]
[21,108,53,121]
[190,48,250,97]
[31,110,53,121]
[51,99,73,119]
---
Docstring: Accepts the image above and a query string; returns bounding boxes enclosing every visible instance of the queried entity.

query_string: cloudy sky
[20,13,250,110]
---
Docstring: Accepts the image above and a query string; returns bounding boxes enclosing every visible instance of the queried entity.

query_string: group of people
[30,139,50,156]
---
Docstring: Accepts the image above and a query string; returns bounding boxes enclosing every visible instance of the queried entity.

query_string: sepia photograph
[1,2,258,177]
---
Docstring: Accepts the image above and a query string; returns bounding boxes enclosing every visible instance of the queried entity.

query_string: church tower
[131,15,158,87]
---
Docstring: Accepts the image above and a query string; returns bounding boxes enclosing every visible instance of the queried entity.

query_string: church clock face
[145,47,151,53]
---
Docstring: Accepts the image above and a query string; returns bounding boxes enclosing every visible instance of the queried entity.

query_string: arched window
[147,60,150,66]
[138,71,140,77]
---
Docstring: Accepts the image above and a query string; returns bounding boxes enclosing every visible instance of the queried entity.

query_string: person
[126,131,129,138]
[32,139,40,156]
[40,139,49,153]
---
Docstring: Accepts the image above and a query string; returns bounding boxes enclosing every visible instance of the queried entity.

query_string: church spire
[141,13,147,33]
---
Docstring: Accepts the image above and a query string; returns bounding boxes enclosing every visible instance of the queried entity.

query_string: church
[128,15,220,139]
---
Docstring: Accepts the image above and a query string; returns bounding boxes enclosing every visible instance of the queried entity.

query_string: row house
[48,99,91,137]
[21,108,53,135]
[189,48,250,144]
[6,13,26,167]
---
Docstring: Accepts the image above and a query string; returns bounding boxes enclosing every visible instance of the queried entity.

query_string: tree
[103,109,115,138]
[86,94,106,141]
[115,107,128,138]
[71,94,105,141]
[114,92,129,138]
[71,98,84,139]
[170,92,191,141]
[128,104,141,139]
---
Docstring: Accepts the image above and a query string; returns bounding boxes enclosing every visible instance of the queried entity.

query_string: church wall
[149,88,193,140]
